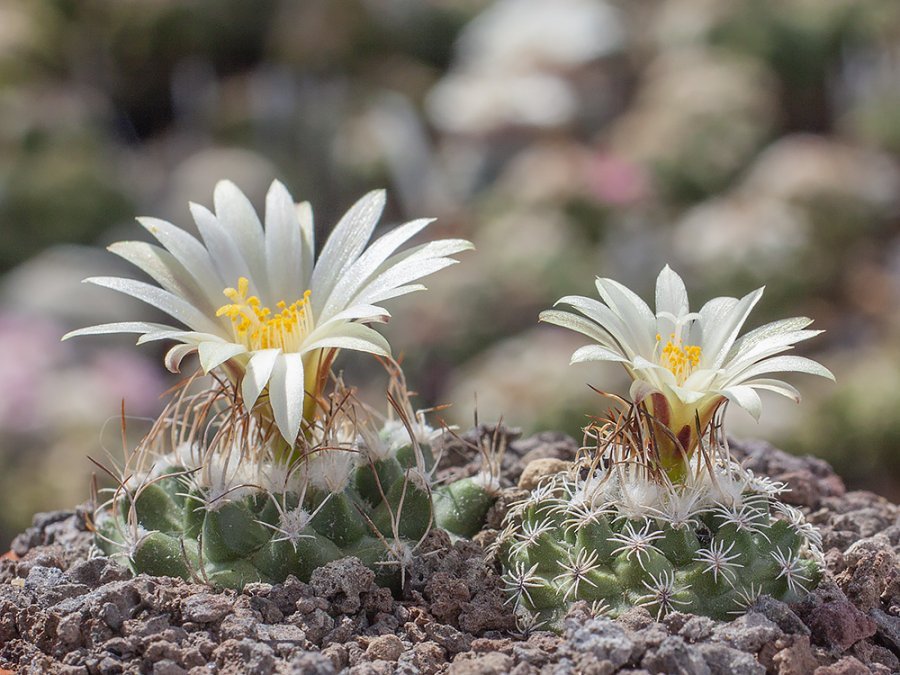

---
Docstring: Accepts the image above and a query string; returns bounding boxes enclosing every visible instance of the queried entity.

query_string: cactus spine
[497,400,823,630]
[94,367,500,590]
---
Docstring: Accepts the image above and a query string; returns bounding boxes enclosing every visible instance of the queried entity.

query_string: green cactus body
[433,476,499,539]
[95,420,498,590]
[498,463,823,630]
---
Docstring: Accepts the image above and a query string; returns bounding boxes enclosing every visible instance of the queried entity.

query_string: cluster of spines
[497,467,823,628]
[91,368,504,591]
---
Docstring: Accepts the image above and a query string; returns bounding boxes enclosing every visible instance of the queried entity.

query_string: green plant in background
[497,267,831,629]
[68,182,502,589]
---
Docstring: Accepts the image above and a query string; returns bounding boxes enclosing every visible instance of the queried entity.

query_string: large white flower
[540,265,832,472]
[64,180,472,444]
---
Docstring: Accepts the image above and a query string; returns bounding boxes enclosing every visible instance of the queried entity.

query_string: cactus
[496,400,823,630]
[93,367,501,591]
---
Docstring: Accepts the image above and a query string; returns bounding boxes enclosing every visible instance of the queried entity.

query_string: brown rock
[425,572,471,623]
[181,593,233,624]
[772,635,819,675]
[365,634,404,662]
[834,536,897,612]
[806,601,877,652]
[517,458,570,490]
[448,652,514,674]
[812,656,870,675]
[406,642,447,675]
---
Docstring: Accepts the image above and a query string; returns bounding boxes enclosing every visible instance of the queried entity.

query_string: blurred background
[1,0,900,546]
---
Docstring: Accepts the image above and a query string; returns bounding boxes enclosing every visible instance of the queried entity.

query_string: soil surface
[1,430,898,674]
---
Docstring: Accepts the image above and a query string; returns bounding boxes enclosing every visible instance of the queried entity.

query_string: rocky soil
[1,431,898,674]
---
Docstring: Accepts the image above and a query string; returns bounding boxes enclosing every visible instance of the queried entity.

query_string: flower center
[216,276,314,352]
[656,333,701,383]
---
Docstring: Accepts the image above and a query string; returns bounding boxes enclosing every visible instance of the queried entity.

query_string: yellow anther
[658,337,702,383]
[215,278,315,353]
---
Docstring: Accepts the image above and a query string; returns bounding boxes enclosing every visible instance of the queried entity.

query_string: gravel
[1,432,898,674]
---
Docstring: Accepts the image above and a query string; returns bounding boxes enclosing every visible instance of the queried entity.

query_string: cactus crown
[497,395,824,630]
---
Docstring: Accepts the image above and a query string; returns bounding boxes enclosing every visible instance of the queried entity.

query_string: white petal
[655,265,689,319]
[264,180,304,302]
[62,321,176,341]
[137,330,225,345]
[269,352,305,443]
[198,341,247,373]
[352,257,459,307]
[570,344,629,364]
[241,348,281,411]
[594,277,655,356]
[361,283,426,304]
[296,201,315,290]
[629,379,658,404]
[311,190,385,314]
[726,316,814,359]
[632,355,674,379]
[84,277,222,334]
[108,241,218,314]
[303,323,391,356]
[539,309,618,346]
[725,329,823,373]
[190,202,251,290]
[743,378,801,403]
[320,217,434,322]
[214,180,269,298]
[165,344,198,373]
[693,296,737,346]
[370,236,472,277]
[730,355,835,384]
[721,385,763,421]
[555,295,631,353]
[137,216,224,295]
[666,383,710,405]
[315,304,390,329]
[701,287,764,370]
[681,367,719,391]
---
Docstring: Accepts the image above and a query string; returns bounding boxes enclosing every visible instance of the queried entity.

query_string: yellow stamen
[216,276,314,352]
[656,333,702,383]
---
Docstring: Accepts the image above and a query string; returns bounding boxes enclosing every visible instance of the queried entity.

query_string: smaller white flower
[541,265,832,474]
[65,181,472,444]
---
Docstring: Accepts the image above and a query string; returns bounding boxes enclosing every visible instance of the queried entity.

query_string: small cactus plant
[65,182,498,590]
[499,267,831,629]
[497,400,823,628]
[94,367,502,590]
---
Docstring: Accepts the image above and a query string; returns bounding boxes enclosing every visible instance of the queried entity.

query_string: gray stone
[642,636,710,675]
[310,557,375,615]
[698,642,765,675]
[713,612,782,652]
[24,565,64,591]
[750,596,810,635]
[290,651,338,675]
[181,593,233,624]
[566,617,634,668]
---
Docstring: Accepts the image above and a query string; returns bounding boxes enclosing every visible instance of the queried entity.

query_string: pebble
[181,593,233,624]
[365,634,405,662]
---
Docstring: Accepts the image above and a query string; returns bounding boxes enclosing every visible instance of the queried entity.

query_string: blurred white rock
[456,0,623,73]
[742,134,900,208]
[427,0,624,134]
[0,245,155,327]
[673,195,809,274]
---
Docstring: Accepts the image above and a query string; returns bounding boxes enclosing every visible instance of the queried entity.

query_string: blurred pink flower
[587,152,650,206]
